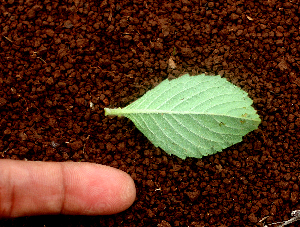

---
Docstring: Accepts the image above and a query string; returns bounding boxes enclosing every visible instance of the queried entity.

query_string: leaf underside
[105,74,261,159]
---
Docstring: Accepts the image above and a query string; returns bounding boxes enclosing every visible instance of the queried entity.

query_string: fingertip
[61,162,136,215]
[92,164,137,215]
[108,167,136,214]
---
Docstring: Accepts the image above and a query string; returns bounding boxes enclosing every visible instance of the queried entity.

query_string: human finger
[0,159,136,218]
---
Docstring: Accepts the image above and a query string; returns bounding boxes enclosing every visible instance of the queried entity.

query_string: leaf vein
[149,114,189,152]
[171,115,218,147]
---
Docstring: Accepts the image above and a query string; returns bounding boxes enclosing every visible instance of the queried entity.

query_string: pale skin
[0,159,136,218]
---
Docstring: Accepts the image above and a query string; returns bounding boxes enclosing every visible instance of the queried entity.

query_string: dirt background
[1,0,300,226]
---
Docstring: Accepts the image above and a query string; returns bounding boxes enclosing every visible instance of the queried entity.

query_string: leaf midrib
[105,108,260,121]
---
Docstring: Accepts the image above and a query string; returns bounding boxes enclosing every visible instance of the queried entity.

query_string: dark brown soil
[1,0,300,226]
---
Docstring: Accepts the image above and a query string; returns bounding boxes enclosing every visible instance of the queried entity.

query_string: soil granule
[1,0,300,226]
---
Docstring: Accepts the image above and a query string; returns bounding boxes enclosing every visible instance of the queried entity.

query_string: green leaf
[105,74,261,159]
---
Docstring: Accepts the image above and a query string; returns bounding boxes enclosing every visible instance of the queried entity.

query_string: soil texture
[1,0,300,226]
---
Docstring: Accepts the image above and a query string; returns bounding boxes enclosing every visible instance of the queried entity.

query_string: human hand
[0,159,136,218]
